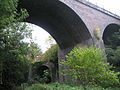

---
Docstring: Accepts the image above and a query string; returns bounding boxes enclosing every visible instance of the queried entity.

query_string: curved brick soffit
[19,0,93,49]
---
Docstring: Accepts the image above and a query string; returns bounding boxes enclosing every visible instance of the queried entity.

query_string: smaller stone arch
[37,65,51,83]
[42,62,59,82]
[102,23,120,45]
[102,23,120,67]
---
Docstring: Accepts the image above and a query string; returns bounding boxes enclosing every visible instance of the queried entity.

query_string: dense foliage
[41,44,58,62]
[31,44,58,83]
[28,42,42,60]
[61,47,120,88]
[25,83,120,90]
[105,30,120,71]
[0,0,41,89]
[31,61,45,83]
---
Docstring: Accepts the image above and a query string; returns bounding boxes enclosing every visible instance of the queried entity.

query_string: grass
[25,83,120,90]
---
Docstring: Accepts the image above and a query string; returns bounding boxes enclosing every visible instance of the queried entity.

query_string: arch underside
[19,0,92,49]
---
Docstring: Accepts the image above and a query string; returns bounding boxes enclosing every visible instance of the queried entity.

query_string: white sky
[26,0,120,52]
[27,24,56,53]
[89,0,120,15]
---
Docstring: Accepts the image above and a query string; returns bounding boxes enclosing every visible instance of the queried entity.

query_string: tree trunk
[0,61,3,84]
[28,64,32,82]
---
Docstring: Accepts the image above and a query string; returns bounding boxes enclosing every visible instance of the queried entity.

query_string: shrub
[104,30,120,80]
[25,83,120,90]
[60,47,120,88]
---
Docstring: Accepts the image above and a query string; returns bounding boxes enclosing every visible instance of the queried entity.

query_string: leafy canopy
[61,47,120,87]
[105,30,120,67]
[0,0,41,89]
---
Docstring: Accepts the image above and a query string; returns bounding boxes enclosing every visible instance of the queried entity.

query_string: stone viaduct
[19,0,120,82]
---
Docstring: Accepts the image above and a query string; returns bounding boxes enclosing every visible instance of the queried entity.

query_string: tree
[41,44,58,62]
[27,42,42,82]
[105,30,120,80]
[105,30,120,67]
[0,0,32,89]
[28,42,42,60]
[61,47,120,88]
[45,36,56,47]
[0,0,44,89]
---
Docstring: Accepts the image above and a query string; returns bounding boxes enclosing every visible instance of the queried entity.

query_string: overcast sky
[28,0,120,52]
[89,0,120,15]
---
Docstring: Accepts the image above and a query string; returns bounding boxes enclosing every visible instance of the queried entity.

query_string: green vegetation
[31,44,58,83]
[31,62,51,84]
[41,44,58,62]
[0,0,120,90]
[105,30,120,73]
[0,0,41,89]
[28,42,42,60]
[61,47,120,88]
[25,83,120,90]
[0,0,29,89]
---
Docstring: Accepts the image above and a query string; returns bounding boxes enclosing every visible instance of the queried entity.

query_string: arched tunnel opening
[36,65,51,83]
[103,24,120,66]
[103,24,120,47]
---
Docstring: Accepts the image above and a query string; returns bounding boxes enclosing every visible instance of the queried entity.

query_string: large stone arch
[19,0,93,51]
[19,0,93,82]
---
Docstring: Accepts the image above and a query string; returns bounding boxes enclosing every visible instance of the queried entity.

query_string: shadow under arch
[102,23,120,45]
[19,0,93,50]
